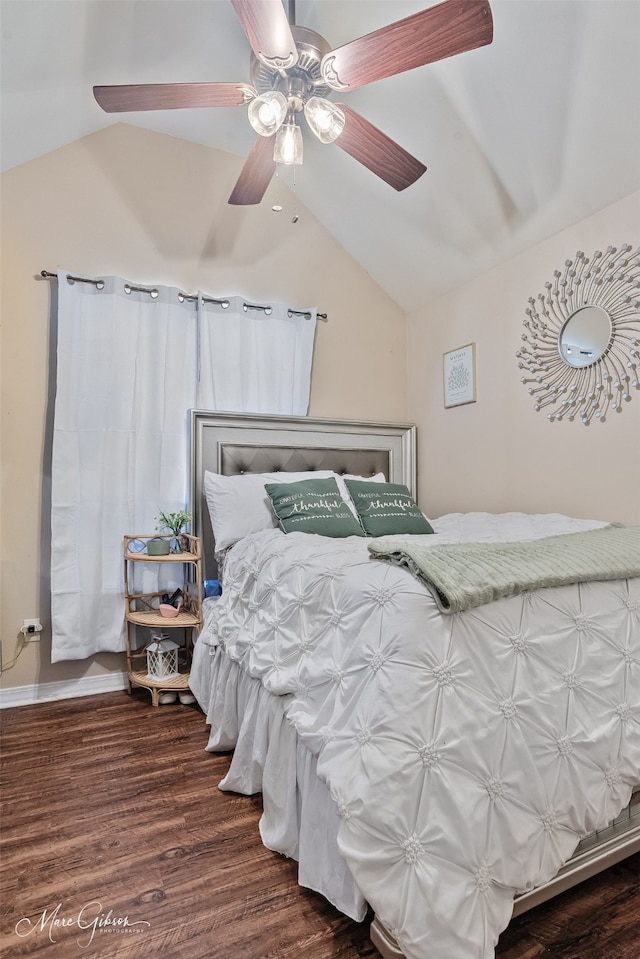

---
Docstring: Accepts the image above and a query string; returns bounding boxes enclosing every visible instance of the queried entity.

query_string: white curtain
[197,296,317,414]
[50,274,317,661]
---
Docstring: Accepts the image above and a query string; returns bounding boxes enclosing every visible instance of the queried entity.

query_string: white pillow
[204,470,335,551]
[335,472,387,517]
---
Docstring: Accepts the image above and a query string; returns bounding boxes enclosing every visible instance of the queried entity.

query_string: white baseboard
[0,671,128,709]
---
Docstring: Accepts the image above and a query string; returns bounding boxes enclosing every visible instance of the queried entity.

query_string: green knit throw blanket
[367,524,640,614]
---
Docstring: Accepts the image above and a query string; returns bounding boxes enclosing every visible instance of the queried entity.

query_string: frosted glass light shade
[304,97,345,143]
[248,91,287,137]
[273,118,303,165]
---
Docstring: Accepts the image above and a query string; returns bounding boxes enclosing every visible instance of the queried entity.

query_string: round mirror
[559,305,612,368]
[519,244,639,423]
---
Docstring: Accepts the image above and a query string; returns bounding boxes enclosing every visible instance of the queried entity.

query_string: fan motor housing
[250,25,333,109]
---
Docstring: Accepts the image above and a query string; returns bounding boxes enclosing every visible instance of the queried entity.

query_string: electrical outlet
[21,618,43,641]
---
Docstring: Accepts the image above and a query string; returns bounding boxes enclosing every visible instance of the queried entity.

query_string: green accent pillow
[343,480,434,537]
[265,478,364,537]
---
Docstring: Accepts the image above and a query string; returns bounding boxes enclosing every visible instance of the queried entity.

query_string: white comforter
[202,512,640,959]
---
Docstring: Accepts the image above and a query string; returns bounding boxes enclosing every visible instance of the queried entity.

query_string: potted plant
[156,509,191,553]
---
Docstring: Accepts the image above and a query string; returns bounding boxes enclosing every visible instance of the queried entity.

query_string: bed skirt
[189,633,368,922]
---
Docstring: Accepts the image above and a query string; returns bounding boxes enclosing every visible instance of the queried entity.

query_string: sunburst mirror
[517,244,640,424]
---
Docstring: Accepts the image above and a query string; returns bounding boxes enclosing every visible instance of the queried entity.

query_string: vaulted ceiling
[2,0,639,314]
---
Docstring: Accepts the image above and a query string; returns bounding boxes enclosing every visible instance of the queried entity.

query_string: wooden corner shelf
[123,533,203,707]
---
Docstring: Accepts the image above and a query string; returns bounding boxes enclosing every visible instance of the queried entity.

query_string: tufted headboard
[188,410,417,578]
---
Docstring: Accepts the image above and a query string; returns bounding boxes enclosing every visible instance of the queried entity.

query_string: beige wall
[407,192,640,525]
[0,123,407,691]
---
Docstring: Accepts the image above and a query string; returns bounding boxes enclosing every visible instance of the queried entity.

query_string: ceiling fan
[93,0,493,206]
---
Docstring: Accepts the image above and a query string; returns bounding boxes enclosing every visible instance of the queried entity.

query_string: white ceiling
[2,0,639,314]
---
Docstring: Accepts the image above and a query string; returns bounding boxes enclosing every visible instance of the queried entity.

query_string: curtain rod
[39,270,328,320]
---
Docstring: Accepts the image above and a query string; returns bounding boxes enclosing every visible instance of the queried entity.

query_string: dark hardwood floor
[1,692,638,959]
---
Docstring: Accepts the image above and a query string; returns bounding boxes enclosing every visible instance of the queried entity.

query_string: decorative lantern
[146,632,179,680]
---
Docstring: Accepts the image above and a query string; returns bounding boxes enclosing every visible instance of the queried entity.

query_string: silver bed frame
[188,410,640,959]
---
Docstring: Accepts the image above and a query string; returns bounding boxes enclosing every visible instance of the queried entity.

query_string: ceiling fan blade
[93,82,256,113]
[334,104,426,191]
[230,0,299,71]
[321,0,493,91]
[228,135,276,205]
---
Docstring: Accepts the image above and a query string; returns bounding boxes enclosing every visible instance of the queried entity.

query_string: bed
[187,409,640,959]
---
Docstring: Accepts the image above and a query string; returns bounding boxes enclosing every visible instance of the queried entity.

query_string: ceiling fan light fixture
[303,96,345,143]
[248,91,287,137]
[94,0,495,205]
[273,117,303,165]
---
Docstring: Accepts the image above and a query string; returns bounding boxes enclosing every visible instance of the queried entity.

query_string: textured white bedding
[192,512,640,959]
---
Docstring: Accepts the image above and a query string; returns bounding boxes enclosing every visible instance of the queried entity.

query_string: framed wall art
[443,343,477,408]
